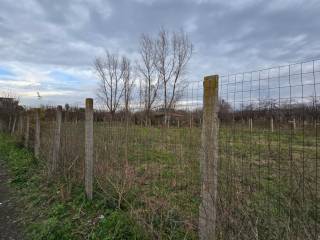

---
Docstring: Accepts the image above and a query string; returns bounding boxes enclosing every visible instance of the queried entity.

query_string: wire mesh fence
[218,59,320,239]
[89,80,204,239]
[0,59,319,239]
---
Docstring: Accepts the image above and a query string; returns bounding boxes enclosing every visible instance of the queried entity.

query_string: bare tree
[137,34,160,123]
[121,57,134,182]
[95,51,126,117]
[154,28,193,124]
[122,56,134,114]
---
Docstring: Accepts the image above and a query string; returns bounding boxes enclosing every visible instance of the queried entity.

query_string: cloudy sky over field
[0,0,320,106]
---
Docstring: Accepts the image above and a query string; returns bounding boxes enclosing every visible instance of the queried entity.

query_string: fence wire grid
[0,59,319,239]
[218,59,320,239]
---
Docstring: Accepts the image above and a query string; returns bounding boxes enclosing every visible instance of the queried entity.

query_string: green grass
[90,123,319,239]
[1,121,320,239]
[0,133,148,240]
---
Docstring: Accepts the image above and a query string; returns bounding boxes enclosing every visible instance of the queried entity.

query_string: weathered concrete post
[249,118,253,132]
[8,116,12,133]
[270,117,274,133]
[51,105,62,175]
[24,112,30,148]
[85,98,93,200]
[11,115,16,135]
[0,119,3,132]
[199,75,219,240]
[34,108,41,158]
[18,114,24,135]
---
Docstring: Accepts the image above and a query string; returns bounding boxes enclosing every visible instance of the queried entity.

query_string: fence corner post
[34,108,41,158]
[199,75,219,240]
[85,98,93,200]
[51,105,62,176]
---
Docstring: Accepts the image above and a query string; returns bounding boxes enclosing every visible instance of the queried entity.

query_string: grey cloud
[0,0,319,102]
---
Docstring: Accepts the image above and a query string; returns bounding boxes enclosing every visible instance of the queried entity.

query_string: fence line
[0,58,319,239]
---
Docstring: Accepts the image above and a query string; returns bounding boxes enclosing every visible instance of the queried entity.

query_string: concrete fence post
[249,118,253,132]
[11,115,17,135]
[85,98,93,200]
[8,116,12,133]
[270,117,274,133]
[18,114,24,135]
[51,105,62,175]
[289,118,296,133]
[199,75,219,240]
[34,108,41,158]
[24,113,30,148]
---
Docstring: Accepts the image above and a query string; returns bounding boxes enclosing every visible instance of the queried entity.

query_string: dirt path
[0,160,23,240]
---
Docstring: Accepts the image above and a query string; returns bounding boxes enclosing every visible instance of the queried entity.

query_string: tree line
[94,28,193,125]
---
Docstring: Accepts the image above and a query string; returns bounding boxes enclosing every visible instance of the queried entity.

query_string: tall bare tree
[154,28,193,124]
[95,51,133,117]
[122,56,134,114]
[137,34,160,123]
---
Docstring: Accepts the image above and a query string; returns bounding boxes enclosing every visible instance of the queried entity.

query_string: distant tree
[122,56,134,114]
[137,34,160,123]
[154,28,193,124]
[65,103,70,111]
[94,51,133,117]
[0,92,20,133]
[218,99,232,121]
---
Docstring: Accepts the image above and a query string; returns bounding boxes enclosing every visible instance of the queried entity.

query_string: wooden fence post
[51,105,62,175]
[85,98,93,200]
[34,108,40,158]
[199,75,219,240]
[24,112,30,148]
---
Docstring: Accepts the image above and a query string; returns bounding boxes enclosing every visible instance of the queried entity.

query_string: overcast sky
[0,0,320,106]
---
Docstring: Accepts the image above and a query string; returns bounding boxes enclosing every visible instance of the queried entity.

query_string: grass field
[2,120,320,239]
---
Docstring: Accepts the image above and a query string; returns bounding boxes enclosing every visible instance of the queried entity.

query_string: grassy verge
[0,133,148,240]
